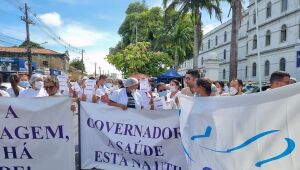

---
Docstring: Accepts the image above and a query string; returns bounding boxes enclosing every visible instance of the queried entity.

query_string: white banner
[80,102,187,170]
[0,97,75,170]
[180,83,300,170]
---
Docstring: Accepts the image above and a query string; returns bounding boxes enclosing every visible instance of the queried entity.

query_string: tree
[224,0,243,81]
[70,59,86,73]
[19,41,43,49]
[163,0,223,69]
[107,42,172,77]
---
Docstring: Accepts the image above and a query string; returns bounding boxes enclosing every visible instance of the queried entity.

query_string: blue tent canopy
[158,69,183,79]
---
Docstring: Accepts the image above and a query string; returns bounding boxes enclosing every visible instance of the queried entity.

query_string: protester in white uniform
[109,77,143,110]
[6,73,24,97]
[19,73,48,98]
[19,74,30,89]
[44,76,61,96]
[167,79,181,108]
[195,78,213,97]
[138,79,153,110]
[152,82,177,110]
[93,75,110,104]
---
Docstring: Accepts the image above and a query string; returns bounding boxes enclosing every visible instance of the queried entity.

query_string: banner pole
[78,100,82,170]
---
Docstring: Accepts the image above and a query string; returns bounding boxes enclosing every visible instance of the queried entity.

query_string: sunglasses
[44,86,55,90]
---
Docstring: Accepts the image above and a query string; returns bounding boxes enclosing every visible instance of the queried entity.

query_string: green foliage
[109,2,194,74]
[70,59,86,73]
[19,41,44,49]
[107,42,172,77]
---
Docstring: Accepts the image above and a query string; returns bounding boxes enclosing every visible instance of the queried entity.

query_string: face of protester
[127,84,138,93]
[195,85,208,97]
[185,74,197,88]
[44,82,59,96]
[158,85,168,97]
[271,76,290,89]
[32,78,44,90]
[230,80,242,95]
[96,78,106,87]
[170,81,178,92]
[215,82,223,93]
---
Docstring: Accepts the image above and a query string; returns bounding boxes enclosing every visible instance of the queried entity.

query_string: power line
[4,0,84,54]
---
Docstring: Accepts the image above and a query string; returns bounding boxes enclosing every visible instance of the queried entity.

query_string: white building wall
[178,0,300,83]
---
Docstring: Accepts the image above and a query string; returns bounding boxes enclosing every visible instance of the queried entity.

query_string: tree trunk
[193,7,200,69]
[229,0,241,81]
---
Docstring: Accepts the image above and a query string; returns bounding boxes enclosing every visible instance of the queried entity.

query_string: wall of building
[178,0,300,83]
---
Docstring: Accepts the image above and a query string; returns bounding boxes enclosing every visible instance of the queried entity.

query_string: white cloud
[58,25,107,47]
[69,49,122,77]
[203,23,219,34]
[39,12,63,27]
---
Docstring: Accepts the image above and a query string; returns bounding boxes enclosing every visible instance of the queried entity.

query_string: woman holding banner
[6,73,24,97]
[19,73,48,98]
[108,77,143,110]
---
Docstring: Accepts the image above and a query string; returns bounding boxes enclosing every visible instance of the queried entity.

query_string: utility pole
[21,3,34,76]
[94,62,97,77]
[81,49,84,74]
[99,66,101,76]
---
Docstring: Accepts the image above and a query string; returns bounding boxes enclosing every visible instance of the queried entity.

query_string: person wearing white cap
[108,77,143,110]
[19,73,48,98]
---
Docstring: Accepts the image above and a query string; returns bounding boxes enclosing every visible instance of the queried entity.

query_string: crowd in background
[0,69,297,112]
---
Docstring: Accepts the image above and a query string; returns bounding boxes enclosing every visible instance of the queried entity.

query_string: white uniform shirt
[109,88,143,109]
[6,86,25,97]
[18,88,48,98]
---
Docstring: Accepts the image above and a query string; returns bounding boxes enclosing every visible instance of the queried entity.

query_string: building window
[282,0,288,12]
[266,30,271,46]
[281,24,287,42]
[280,58,286,71]
[247,21,249,30]
[223,49,226,60]
[223,69,226,80]
[246,42,248,54]
[253,9,256,25]
[253,35,257,49]
[252,62,257,77]
[265,60,270,76]
[245,66,248,78]
[208,40,210,49]
[224,31,227,42]
[215,36,218,46]
[266,2,272,18]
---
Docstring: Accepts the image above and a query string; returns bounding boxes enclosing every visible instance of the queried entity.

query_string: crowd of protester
[0,69,297,112]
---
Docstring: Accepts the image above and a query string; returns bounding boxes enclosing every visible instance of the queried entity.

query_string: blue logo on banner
[190,126,296,168]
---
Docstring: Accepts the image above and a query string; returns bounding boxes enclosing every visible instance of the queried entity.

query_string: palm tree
[163,0,223,69]
[224,0,243,81]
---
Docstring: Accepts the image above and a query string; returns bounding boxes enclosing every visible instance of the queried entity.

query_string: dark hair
[157,82,165,89]
[99,75,107,80]
[170,79,181,87]
[116,79,124,88]
[186,69,200,79]
[89,77,95,80]
[196,78,212,96]
[270,71,290,84]
[215,81,224,88]
[231,79,243,87]
[9,73,21,96]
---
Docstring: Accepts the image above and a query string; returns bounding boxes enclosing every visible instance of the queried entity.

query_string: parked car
[243,84,270,94]
[0,82,11,91]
